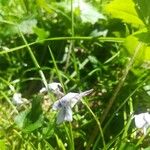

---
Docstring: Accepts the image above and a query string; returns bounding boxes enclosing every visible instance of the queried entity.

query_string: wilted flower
[52,89,93,124]
[40,82,64,98]
[12,93,29,106]
[134,112,150,135]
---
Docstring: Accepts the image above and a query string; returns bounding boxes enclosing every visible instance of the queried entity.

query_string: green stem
[101,42,143,123]
[19,31,48,88]
[0,37,124,55]
[64,0,75,70]
[0,91,18,114]
[48,46,65,92]
[83,101,106,150]
[86,42,143,150]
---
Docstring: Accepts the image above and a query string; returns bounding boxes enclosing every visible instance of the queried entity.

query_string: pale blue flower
[52,89,93,124]
[40,82,64,98]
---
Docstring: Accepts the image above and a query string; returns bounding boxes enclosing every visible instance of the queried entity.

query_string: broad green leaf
[133,0,150,28]
[0,140,5,150]
[104,0,144,26]
[33,27,49,42]
[14,109,30,128]
[124,30,150,65]
[144,146,150,150]
[23,115,44,133]
[28,95,43,122]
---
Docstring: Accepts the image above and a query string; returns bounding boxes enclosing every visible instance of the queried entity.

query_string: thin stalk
[48,46,65,92]
[136,128,150,147]
[86,42,143,150]
[0,91,18,114]
[0,37,124,55]
[65,0,75,70]
[101,43,143,123]
[55,3,75,149]
[83,101,106,150]
[69,123,75,150]
[19,31,48,88]
[63,123,74,150]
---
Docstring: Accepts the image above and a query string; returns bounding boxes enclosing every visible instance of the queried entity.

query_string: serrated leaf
[104,0,144,26]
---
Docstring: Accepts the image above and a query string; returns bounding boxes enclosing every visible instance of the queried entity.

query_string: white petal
[48,82,62,91]
[134,113,146,128]
[79,89,94,97]
[56,89,93,108]
[39,87,47,93]
[40,82,64,98]
[12,93,23,105]
[143,123,149,135]
[56,106,73,124]
[144,112,150,124]
[52,100,62,110]
[64,106,72,122]
[56,107,66,124]
[56,93,77,107]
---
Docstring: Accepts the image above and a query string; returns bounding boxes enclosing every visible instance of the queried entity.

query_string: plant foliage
[0,0,150,149]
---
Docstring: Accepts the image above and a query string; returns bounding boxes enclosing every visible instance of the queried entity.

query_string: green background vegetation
[0,0,150,149]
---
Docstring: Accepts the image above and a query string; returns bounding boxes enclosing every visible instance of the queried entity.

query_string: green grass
[0,0,150,149]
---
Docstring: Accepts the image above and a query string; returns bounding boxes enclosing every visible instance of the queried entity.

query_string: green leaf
[104,0,144,26]
[133,0,150,28]
[0,140,6,150]
[55,134,66,150]
[28,95,43,122]
[119,142,136,150]
[144,146,150,150]
[33,27,49,42]
[23,115,44,133]
[124,30,150,65]
[14,109,30,128]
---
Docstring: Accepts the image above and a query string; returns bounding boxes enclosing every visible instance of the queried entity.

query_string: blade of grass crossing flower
[48,46,65,92]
